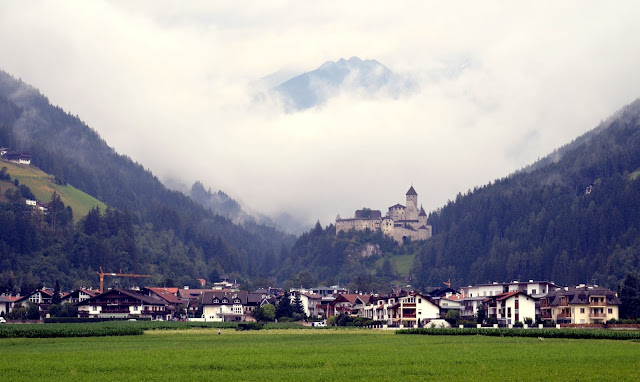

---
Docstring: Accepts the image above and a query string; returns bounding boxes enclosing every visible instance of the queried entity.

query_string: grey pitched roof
[544,286,621,306]
[406,186,417,196]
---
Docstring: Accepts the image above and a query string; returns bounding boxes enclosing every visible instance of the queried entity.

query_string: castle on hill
[335,186,432,244]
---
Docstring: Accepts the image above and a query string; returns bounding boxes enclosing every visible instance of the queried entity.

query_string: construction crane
[97,267,152,293]
[443,279,452,288]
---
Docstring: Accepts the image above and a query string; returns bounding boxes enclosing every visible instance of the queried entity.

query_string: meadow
[1,328,639,381]
[0,160,106,217]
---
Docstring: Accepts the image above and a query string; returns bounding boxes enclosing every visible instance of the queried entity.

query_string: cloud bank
[1,1,640,229]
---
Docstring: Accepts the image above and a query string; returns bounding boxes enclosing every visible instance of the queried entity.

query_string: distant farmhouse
[0,148,31,165]
[336,186,432,244]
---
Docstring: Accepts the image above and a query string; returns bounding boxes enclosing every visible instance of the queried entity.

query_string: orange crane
[97,267,152,293]
[443,279,452,288]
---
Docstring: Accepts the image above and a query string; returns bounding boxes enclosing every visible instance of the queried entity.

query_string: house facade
[459,280,558,320]
[483,291,536,325]
[75,288,175,320]
[13,289,54,317]
[540,285,620,324]
[361,291,441,327]
[1,151,31,165]
[201,291,263,322]
[61,289,99,304]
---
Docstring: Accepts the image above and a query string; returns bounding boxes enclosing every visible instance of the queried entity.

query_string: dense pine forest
[414,101,640,290]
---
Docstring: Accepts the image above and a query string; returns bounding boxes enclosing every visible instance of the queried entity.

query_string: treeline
[274,221,417,292]
[414,99,640,290]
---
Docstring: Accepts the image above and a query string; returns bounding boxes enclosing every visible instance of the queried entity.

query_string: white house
[483,291,536,325]
[361,291,441,327]
[201,291,263,322]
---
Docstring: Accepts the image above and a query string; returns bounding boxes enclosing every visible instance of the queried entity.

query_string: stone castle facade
[336,186,432,244]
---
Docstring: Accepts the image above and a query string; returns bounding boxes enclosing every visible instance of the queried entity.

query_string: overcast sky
[2,1,640,229]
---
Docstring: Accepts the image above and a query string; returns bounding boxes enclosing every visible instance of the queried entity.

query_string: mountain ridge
[271,56,401,111]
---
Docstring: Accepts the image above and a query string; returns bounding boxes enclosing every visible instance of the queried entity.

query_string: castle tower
[405,186,418,221]
[418,205,427,226]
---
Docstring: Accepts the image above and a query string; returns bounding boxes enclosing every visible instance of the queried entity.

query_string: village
[0,276,624,329]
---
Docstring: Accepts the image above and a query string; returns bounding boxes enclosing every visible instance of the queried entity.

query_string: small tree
[261,304,276,321]
[445,309,460,326]
[26,303,40,320]
[476,304,486,325]
[276,292,293,319]
[52,280,62,305]
[620,272,640,319]
[293,293,305,316]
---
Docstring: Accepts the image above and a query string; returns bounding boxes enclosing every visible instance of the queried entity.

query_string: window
[580,308,585,314]
[418,298,422,303]
[532,289,537,295]
[608,308,612,314]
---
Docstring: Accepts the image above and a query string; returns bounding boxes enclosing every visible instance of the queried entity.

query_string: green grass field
[374,253,416,278]
[0,160,106,218]
[1,328,639,381]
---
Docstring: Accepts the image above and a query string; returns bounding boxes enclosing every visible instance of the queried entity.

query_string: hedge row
[396,327,640,340]
[44,317,151,323]
[0,323,143,338]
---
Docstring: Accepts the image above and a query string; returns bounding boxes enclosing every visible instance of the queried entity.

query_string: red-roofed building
[13,289,54,318]
[482,291,536,326]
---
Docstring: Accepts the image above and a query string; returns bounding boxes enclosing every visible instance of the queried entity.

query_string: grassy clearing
[1,328,638,381]
[374,253,416,277]
[0,160,106,217]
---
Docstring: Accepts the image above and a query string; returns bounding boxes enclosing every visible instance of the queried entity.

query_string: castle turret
[405,186,418,221]
[418,205,427,226]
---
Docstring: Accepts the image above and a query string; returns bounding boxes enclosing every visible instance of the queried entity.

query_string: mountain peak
[271,57,398,112]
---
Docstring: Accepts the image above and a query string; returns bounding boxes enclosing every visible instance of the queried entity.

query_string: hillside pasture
[0,160,106,217]
[1,328,638,381]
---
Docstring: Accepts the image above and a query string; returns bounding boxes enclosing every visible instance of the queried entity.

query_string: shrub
[524,317,534,325]
[236,322,263,331]
[513,321,523,328]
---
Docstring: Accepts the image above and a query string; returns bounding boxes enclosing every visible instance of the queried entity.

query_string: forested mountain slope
[0,70,294,292]
[281,99,640,292]
[415,99,640,290]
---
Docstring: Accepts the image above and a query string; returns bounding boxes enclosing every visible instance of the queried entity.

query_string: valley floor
[1,328,639,381]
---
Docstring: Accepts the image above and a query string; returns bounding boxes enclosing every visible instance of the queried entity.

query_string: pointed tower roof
[419,205,427,216]
[406,186,417,196]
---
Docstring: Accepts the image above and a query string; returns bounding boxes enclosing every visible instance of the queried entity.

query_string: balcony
[401,313,416,319]
[540,300,550,308]
[589,312,606,318]
[101,309,129,314]
[142,309,171,315]
[557,312,572,319]
[589,301,606,307]
[540,312,552,319]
